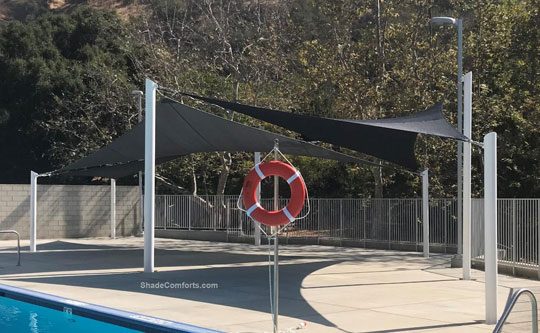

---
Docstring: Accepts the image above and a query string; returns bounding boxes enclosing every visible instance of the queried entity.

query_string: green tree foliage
[0,7,140,182]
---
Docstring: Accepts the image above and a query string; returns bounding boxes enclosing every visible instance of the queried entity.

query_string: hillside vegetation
[0,0,537,199]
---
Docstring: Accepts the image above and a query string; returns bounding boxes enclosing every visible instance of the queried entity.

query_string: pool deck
[0,237,537,332]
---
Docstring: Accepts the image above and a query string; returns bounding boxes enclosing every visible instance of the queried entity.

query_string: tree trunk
[214,81,238,227]
[191,165,198,196]
[370,163,385,240]
[215,81,238,198]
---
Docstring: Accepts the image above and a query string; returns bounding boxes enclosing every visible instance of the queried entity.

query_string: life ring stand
[242,160,307,227]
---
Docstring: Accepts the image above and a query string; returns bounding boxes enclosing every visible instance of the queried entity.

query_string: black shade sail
[58,99,377,178]
[181,94,468,170]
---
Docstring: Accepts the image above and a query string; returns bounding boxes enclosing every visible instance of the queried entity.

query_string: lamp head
[131,90,143,96]
[430,16,457,26]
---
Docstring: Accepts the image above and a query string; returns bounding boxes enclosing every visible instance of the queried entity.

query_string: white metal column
[132,89,144,235]
[254,152,261,246]
[484,132,498,324]
[111,178,116,239]
[144,79,158,273]
[30,171,38,252]
[422,169,429,258]
[462,72,472,280]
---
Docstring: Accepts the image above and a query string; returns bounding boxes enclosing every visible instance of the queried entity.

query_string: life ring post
[272,139,279,333]
[240,138,308,333]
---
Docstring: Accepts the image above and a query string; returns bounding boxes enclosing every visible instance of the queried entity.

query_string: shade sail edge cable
[175,90,466,141]
[157,90,219,151]
[42,156,177,178]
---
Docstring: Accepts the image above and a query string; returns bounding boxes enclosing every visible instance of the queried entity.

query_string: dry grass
[0,0,145,21]
[86,0,145,19]
[48,0,67,10]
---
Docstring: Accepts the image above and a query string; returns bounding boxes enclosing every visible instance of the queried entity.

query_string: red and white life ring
[242,160,307,227]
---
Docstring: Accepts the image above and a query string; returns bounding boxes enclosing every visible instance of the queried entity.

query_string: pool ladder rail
[0,230,21,266]
[494,288,538,333]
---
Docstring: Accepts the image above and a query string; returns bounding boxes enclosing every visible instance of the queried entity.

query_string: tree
[0,7,140,182]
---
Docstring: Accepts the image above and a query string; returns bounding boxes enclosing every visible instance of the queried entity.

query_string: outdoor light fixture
[430,16,457,26]
[430,15,465,265]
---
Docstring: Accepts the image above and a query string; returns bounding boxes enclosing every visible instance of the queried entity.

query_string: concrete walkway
[0,237,536,332]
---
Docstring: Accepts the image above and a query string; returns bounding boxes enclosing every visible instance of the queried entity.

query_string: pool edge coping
[0,283,223,333]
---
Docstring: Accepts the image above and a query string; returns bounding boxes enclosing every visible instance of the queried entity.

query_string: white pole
[139,174,144,235]
[462,72,473,280]
[30,171,38,252]
[254,152,261,246]
[422,169,429,258]
[457,18,464,256]
[132,90,144,236]
[111,178,116,239]
[272,141,279,333]
[144,79,158,273]
[484,132,498,324]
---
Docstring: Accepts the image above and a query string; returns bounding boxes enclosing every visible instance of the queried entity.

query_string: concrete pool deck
[0,237,537,332]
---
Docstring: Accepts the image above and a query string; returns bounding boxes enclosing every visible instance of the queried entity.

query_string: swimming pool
[0,284,222,333]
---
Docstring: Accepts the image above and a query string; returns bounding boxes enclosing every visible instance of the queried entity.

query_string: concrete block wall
[0,184,140,240]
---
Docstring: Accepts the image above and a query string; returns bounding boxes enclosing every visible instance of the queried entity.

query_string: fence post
[214,197,218,231]
[317,199,320,245]
[340,200,343,245]
[363,200,367,249]
[226,199,230,242]
[164,196,168,230]
[537,199,540,280]
[415,199,419,251]
[188,197,192,231]
[513,200,516,276]
[444,204,448,254]
[388,200,391,250]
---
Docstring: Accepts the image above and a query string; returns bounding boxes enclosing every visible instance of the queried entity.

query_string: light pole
[430,16,464,255]
[132,90,144,236]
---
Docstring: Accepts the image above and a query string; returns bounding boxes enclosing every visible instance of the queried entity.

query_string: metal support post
[422,169,430,258]
[272,140,279,333]
[111,178,116,239]
[30,171,38,252]
[484,132,498,324]
[144,79,158,273]
[254,152,262,246]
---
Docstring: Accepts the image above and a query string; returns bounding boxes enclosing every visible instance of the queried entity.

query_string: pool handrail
[493,288,538,333]
[0,229,20,266]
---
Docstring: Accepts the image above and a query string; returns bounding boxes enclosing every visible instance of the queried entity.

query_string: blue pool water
[0,296,141,333]
[0,284,221,333]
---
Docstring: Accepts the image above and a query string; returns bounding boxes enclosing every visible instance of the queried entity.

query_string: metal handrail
[494,288,538,333]
[0,230,21,266]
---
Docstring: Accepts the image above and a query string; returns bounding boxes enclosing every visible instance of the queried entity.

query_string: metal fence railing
[155,195,540,273]
[471,198,540,276]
